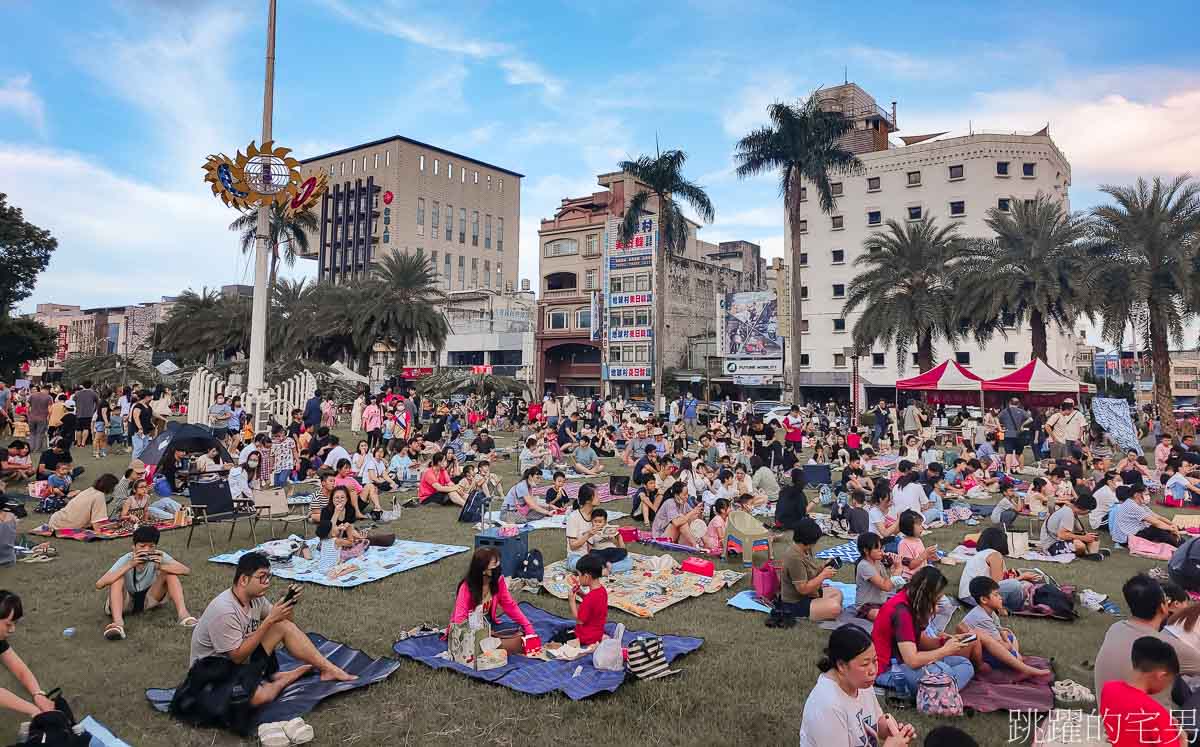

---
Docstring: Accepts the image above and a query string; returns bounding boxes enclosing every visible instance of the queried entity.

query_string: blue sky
[3,0,1199,316]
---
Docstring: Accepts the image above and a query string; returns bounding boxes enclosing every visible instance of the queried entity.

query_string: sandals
[1053,679,1095,703]
[178,616,198,627]
[103,623,126,641]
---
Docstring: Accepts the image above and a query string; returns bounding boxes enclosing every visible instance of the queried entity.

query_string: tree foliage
[0,193,58,314]
[228,203,319,290]
[0,316,55,381]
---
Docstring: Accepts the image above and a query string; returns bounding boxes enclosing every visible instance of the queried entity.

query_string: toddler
[702,498,730,551]
[586,509,628,568]
[896,510,938,579]
[545,471,571,509]
[854,532,896,620]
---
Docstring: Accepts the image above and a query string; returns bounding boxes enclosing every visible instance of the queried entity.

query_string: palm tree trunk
[652,195,667,414]
[1147,301,1177,436]
[786,184,804,405]
[917,333,934,373]
[268,243,280,293]
[1029,309,1047,362]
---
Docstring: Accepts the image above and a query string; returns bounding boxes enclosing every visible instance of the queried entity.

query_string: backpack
[515,549,544,581]
[1032,583,1077,619]
[916,671,964,717]
[35,496,67,514]
[15,689,90,746]
[457,490,487,524]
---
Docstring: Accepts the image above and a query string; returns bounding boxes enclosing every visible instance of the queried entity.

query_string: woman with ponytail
[800,624,916,746]
[499,467,551,524]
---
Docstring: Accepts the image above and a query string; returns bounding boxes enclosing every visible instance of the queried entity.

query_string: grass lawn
[0,427,1175,745]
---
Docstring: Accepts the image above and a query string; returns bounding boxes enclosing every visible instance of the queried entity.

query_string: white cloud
[2,144,246,311]
[721,73,801,137]
[0,75,46,134]
[499,59,563,98]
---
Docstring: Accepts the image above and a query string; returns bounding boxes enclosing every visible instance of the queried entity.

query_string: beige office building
[298,136,522,292]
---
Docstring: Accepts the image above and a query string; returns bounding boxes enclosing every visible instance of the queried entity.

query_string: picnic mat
[390,602,702,699]
[530,482,621,504]
[31,518,185,542]
[958,655,1054,713]
[538,553,744,618]
[209,540,469,588]
[484,509,628,531]
[815,541,861,564]
[727,582,858,616]
[146,633,401,726]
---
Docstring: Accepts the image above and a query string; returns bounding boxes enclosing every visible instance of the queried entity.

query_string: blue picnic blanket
[815,541,861,563]
[209,540,469,587]
[391,602,703,699]
[146,633,401,726]
[727,582,857,615]
[80,717,131,747]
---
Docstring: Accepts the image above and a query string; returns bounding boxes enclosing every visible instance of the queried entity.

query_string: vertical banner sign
[602,216,655,383]
[56,324,68,361]
[589,289,601,341]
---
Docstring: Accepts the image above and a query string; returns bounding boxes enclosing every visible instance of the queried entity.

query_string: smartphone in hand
[282,585,301,606]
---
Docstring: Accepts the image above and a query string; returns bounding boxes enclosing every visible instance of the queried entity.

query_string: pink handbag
[752,561,780,602]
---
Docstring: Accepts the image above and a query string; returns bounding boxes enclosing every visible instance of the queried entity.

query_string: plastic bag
[593,622,625,672]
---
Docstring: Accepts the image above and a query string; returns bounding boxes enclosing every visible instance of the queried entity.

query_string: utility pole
[247,0,276,423]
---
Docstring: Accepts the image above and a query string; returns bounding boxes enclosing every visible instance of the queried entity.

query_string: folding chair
[253,487,310,539]
[186,478,257,552]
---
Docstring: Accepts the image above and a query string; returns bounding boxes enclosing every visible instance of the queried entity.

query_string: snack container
[681,557,715,577]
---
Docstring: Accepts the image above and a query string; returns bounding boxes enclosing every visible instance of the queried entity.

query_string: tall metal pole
[248,0,276,410]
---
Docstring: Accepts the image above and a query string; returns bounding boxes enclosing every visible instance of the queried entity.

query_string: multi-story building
[297,136,521,293]
[1170,351,1200,409]
[535,171,763,398]
[24,298,177,379]
[792,82,1076,400]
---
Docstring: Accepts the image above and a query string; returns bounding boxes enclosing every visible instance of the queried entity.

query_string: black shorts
[422,491,452,505]
[777,597,814,618]
[1003,437,1022,453]
[373,481,392,492]
[76,421,93,434]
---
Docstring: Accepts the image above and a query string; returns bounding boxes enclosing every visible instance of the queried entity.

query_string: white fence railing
[187,367,317,432]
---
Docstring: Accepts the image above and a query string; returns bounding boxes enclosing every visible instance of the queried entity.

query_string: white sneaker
[1080,589,1106,611]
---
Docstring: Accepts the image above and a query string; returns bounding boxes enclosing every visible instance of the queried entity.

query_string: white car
[763,406,801,428]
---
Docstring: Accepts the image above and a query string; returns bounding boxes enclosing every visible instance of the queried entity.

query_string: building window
[585,269,596,290]
[831,182,843,197]
[431,201,440,232]
[471,211,479,246]
[872,352,885,367]
[636,345,649,362]
[351,159,356,175]
[799,220,808,233]
[610,276,623,293]
[799,252,808,266]
[444,254,451,289]
[834,353,847,367]
[997,198,1011,212]
[800,353,811,367]
[800,319,810,333]
[911,352,919,366]
[1004,351,1018,367]
[575,308,591,329]
[610,313,621,328]
[867,210,881,225]
[373,153,378,169]
[584,234,599,257]
[949,200,965,216]
[906,171,921,186]
[949,164,964,180]
[496,263,503,288]
[545,238,579,257]
[458,255,465,289]
[1022,162,1036,177]
[461,169,466,183]
[487,175,492,190]
[499,178,504,193]
[955,351,971,365]
[799,187,807,202]
[473,171,479,184]
[548,310,568,330]
[833,318,846,332]
[483,260,491,288]
[635,274,650,291]
[433,159,439,175]
[430,250,437,267]
[831,249,845,264]
[636,308,649,326]
[447,162,453,180]
[416,198,425,235]
[340,161,345,175]
[497,218,504,251]
[831,216,844,230]
[996,161,1010,176]
[419,155,425,172]
[800,286,808,300]
[446,204,453,240]
[867,176,880,192]
[470,258,478,287]
[484,214,492,249]
[907,205,922,220]
[459,208,466,243]
[385,150,391,166]
[832,283,845,298]
[610,346,622,362]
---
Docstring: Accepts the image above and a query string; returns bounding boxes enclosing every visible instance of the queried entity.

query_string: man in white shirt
[321,436,351,472]
[1044,398,1087,460]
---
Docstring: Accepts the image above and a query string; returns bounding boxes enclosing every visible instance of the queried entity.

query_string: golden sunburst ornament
[232,140,301,206]
[286,171,328,217]
[201,153,253,210]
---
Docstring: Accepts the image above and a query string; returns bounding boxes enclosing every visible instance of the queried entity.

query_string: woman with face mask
[228,454,261,505]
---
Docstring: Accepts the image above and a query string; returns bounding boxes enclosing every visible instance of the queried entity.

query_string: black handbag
[608,475,630,496]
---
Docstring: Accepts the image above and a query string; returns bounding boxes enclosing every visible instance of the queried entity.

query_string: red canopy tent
[895,360,985,406]
[982,359,1096,407]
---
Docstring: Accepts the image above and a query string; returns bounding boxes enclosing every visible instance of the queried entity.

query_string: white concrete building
[789,83,1079,398]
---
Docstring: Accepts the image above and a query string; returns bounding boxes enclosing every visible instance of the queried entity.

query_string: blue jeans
[876,656,975,695]
[273,470,289,488]
[148,497,181,520]
[132,433,150,459]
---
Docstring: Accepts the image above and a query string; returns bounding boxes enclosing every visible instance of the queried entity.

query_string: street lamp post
[843,346,861,429]
[247,0,277,427]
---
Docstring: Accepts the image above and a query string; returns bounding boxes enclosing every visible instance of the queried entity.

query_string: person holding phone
[188,551,356,710]
[96,525,196,640]
[778,518,844,621]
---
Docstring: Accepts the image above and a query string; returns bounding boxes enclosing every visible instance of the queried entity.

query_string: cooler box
[681,557,714,577]
[617,526,640,543]
[474,527,529,578]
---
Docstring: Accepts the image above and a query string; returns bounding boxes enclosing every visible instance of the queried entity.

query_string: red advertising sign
[471,365,493,374]
[55,324,68,361]
[401,366,433,378]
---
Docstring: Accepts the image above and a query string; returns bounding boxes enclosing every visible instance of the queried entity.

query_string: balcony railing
[542,288,583,299]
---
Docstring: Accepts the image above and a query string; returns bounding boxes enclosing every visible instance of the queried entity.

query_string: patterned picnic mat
[31,518,186,542]
[530,482,622,504]
[537,552,744,618]
[209,540,469,588]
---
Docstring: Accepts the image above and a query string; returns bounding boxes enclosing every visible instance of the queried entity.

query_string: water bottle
[62,627,76,638]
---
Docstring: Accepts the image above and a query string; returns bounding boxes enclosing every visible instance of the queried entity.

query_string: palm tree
[271,278,316,362]
[842,217,966,372]
[355,250,450,374]
[617,150,715,407]
[1091,175,1200,436]
[229,203,319,291]
[158,288,250,365]
[734,95,861,401]
[955,192,1093,362]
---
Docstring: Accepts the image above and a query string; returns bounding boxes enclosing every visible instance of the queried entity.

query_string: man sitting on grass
[96,525,196,641]
[1039,491,1106,561]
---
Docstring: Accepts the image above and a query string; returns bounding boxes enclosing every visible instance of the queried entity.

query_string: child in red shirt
[1100,636,1184,747]
[568,553,609,647]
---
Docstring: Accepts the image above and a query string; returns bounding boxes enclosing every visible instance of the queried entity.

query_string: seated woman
[872,566,977,695]
[417,452,465,507]
[476,460,503,499]
[449,547,536,637]
[192,446,227,478]
[319,486,368,559]
[750,456,780,501]
[732,465,768,508]
[570,436,604,476]
[47,473,119,533]
[799,624,917,747]
[651,482,706,546]
[361,446,398,494]
[227,455,258,508]
[120,479,152,522]
[0,592,58,718]
[777,518,843,622]
[499,468,553,524]
[1116,449,1151,486]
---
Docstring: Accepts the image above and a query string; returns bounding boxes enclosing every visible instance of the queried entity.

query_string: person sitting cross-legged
[96,525,196,641]
[1113,481,1185,548]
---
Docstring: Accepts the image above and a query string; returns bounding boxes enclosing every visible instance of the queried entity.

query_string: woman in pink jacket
[449,548,535,636]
